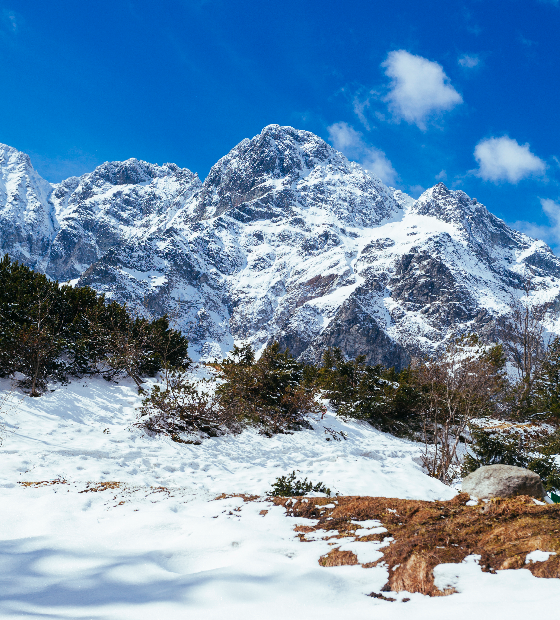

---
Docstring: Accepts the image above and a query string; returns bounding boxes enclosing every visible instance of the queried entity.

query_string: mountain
[2,125,560,366]
[0,143,56,272]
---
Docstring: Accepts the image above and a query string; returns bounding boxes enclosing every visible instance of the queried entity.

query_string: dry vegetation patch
[18,479,68,487]
[319,548,359,567]
[273,493,560,596]
[213,493,261,502]
[78,481,121,493]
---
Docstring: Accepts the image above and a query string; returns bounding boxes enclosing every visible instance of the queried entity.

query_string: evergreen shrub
[0,254,189,394]
[269,471,331,497]
[215,343,321,435]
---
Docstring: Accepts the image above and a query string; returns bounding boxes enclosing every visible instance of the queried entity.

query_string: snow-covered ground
[1,376,560,619]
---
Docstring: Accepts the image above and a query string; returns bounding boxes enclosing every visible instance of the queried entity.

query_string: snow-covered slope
[2,126,560,365]
[1,376,560,619]
[0,374,452,498]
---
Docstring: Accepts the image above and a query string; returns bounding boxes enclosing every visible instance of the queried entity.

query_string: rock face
[462,465,545,499]
[3,125,560,364]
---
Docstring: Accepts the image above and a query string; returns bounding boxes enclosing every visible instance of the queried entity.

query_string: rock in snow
[3,125,560,364]
[462,464,545,499]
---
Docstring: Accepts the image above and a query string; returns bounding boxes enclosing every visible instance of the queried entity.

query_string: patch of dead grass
[78,482,121,493]
[213,493,260,502]
[19,479,68,487]
[273,493,560,596]
[319,548,359,567]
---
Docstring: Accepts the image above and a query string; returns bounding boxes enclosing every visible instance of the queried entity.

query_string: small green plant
[269,471,331,497]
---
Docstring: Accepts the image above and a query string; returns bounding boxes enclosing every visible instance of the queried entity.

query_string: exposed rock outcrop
[462,465,545,500]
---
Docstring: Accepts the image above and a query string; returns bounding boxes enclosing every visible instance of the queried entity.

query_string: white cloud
[474,136,546,183]
[514,198,560,251]
[2,9,18,33]
[458,54,480,69]
[409,184,425,198]
[327,122,362,155]
[381,50,462,130]
[352,93,373,131]
[327,121,398,186]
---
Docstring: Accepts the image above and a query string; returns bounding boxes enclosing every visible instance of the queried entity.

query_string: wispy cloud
[519,34,537,47]
[2,8,19,33]
[327,121,398,186]
[513,198,560,251]
[28,149,103,183]
[381,50,463,130]
[458,53,480,69]
[473,136,546,183]
[409,184,425,198]
[352,92,374,131]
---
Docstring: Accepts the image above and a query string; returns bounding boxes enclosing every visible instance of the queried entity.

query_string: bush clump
[269,471,331,497]
[215,343,321,435]
[0,255,189,395]
[137,342,321,441]
[314,347,422,438]
[137,367,239,441]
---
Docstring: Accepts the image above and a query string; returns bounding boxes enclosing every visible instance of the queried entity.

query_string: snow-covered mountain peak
[413,183,479,224]
[44,160,202,281]
[411,182,538,259]
[4,127,560,366]
[193,124,402,228]
[82,158,196,188]
[0,142,52,201]
[0,143,56,272]
[0,142,33,169]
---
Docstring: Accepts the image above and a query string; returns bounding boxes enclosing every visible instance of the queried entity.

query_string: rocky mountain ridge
[1,125,560,366]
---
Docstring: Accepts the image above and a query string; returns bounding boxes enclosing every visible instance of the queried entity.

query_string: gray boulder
[462,464,545,500]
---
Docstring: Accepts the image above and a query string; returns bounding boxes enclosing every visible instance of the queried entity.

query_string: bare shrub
[498,279,551,417]
[414,337,504,484]
[137,368,239,441]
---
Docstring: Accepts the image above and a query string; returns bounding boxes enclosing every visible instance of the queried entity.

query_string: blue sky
[1,1,560,248]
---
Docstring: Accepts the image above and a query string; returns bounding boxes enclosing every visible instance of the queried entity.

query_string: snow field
[1,376,560,618]
[0,376,455,499]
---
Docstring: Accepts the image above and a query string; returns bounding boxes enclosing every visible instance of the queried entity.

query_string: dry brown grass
[18,479,68,487]
[319,548,359,567]
[213,493,261,502]
[273,493,560,596]
[78,482,121,493]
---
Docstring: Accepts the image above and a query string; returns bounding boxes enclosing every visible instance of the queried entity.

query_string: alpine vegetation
[0,255,189,395]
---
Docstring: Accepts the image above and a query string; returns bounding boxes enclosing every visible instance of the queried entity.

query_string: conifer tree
[535,337,560,421]
[216,342,320,434]
[0,254,189,393]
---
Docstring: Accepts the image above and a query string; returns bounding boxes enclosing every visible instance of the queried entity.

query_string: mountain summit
[1,127,559,365]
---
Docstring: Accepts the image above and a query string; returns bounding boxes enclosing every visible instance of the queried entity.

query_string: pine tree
[534,337,560,421]
[0,254,190,393]
[216,342,320,434]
